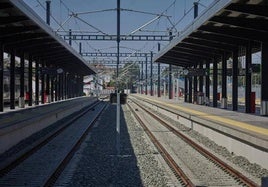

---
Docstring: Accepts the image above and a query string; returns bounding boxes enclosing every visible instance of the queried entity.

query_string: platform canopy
[153,0,268,67]
[0,0,96,75]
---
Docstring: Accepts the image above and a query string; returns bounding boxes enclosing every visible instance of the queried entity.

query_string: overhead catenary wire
[36,0,66,31]
[36,0,209,75]
[72,15,108,35]
[171,0,203,31]
[70,8,117,16]
[36,0,83,51]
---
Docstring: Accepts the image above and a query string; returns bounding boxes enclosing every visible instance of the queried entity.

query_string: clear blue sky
[23,0,214,63]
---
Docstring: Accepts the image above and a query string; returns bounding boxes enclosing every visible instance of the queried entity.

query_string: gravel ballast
[56,103,174,186]
[135,98,268,185]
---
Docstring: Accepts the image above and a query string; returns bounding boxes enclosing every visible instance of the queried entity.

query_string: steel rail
[0,100,101,177]
[127,102,195,187]
[44,101,108,186]
[132,98,259,187]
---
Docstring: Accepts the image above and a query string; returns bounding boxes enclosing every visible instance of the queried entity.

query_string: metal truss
[88,60,146,64]
[61,34,171,41]
[81,52,154,57]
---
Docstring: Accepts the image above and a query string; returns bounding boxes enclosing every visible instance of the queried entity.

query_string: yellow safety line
[135,95,268,136]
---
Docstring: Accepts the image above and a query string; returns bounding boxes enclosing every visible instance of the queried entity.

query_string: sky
[23,0,215,64]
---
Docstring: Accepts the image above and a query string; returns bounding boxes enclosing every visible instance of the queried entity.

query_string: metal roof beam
[189,32,248,46]
[41,55,75,63]
[0,33,49,43]
[37,51,71,60]
[30,47,66,56]
[174,44,222,56]
[0,16,28,25]
[158,57,191,67]
[225,4,268,18]
[5,38,57,49]
[198,25,268,42]
[182,37,235,52]
[161,55,201,64]
[210,16,268,32]
[0,2,13,10]
[167,49,213,59]
[0,26,40,37]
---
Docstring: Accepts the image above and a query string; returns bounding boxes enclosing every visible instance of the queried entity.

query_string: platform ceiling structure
[153,0,267,66]
[0,0,95,75]
[153,0,268,115]
[0,0,96,112]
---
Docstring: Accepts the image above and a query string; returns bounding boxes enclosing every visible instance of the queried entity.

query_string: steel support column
[245,42,252,113]
[199,62,203,93]
[184,76,188,102]
[35,60,39,105]
[73,75,76,97]
[261,42,268,115]
[19,53,25,108]
[75,75,78,97]
[232,49,238,111]
[169,31,173,99]
[69,29,72,46]
[140,61,143,94]
[41,62,45,104]
[145,55,148,95]
[71,75,74,98]
[64,72,68,99]
[55,75,58,101]
[46,0,51,25]
[189,76,192,103]
[213,59,218,107]
[59,74,61,99]
[0,44,3,112]
[51,75,54,102]
[77,76,80,97]
[61,74,64,100]
[10,50,15,109]
[58,74,61,100]
[193,64,197,103]
[80,76,83,96]
[46,63,50,103]
[157,43,161,97]
[28,55,33,106]
[65,73,69,98]
[65,73,68,99]
[79,43,82,55]
[221,52,227,109]
[150,51,153,96]
[169,64,172,99]
[205,61,210,105]
[81,76,84,96]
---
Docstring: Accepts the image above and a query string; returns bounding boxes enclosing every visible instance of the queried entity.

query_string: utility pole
[150,51,153,96]
[157,43,161,97]
[46,0,51,25]
[116,0,121,156]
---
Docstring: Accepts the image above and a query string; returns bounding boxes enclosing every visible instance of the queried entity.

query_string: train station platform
[0,96,97,154]
[132,93,268,169]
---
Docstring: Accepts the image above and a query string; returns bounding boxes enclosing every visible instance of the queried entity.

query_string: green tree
[116,62,140,91]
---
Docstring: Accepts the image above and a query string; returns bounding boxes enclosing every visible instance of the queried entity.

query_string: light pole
[116,0,121,156]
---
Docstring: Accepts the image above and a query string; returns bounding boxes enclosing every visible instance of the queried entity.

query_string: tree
[116,62,140,91]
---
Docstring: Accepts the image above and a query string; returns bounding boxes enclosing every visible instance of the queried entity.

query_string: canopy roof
[154,0,268,67]
[0,0,96,75]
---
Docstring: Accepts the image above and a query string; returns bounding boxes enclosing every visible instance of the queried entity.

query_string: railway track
[0,100,107,186]
[127,98,259,187]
